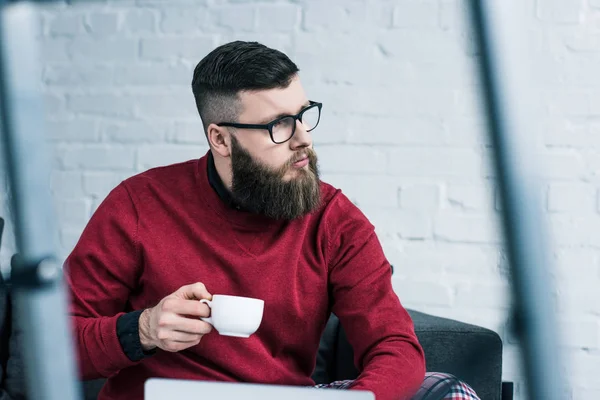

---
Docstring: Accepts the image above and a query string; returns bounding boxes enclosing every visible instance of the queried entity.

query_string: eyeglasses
[216,101,322,144]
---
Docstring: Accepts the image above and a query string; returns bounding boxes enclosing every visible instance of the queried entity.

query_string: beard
[229,135,321,221]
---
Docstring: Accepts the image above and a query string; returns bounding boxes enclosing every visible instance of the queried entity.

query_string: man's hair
[191,41,300,135]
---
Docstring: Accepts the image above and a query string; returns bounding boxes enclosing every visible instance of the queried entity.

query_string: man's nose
[290,119,312,149]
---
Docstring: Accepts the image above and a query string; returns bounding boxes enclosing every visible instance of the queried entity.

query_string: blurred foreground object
[0,2,81,400]
[466,1,565,399]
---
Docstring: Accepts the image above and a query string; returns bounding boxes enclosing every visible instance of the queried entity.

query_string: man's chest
[134,222,331,325]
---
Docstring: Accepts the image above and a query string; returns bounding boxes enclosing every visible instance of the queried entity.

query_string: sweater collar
[207,150,241,210]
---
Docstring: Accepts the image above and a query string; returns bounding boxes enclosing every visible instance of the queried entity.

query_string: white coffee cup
[200,295,264,338]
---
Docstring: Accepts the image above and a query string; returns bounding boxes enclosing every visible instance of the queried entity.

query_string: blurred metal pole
[0,2,81,400]
[466,1,565,399]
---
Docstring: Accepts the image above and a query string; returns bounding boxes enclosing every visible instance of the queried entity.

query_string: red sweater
[65,152,425,400]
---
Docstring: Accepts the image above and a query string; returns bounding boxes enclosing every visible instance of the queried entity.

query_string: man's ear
[207,124,231,158]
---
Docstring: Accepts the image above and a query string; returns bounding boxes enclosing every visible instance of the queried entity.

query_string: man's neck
[207,151,241,210]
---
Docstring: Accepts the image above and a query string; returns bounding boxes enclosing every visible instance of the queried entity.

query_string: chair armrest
[321,310,503,400]
[408,309,503,400]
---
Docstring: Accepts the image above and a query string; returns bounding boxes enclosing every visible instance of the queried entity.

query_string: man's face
[227,76,321,220]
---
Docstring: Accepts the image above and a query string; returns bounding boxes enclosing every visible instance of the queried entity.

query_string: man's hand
[139,282,213,352]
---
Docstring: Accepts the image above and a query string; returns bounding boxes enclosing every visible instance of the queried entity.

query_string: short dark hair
[191,41,300,135]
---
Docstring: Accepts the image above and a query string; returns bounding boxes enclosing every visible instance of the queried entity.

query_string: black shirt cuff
[116,310,156,362]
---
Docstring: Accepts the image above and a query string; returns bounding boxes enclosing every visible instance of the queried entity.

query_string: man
[65,41,479,400]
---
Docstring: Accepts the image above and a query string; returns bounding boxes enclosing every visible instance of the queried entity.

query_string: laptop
[145,378,375,399]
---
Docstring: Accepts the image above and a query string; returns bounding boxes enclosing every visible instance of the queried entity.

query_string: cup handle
[199,299,213,325]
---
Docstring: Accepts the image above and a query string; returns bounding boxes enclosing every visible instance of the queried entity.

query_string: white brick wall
[1,0,599,398]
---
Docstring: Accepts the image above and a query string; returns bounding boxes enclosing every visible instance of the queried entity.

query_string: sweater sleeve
[325,192,426,400]
[64,182,144,379]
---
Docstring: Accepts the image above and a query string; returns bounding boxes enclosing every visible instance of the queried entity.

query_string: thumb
[176,282,212,301]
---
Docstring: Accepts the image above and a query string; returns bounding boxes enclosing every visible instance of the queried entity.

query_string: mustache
[288,148,317,166]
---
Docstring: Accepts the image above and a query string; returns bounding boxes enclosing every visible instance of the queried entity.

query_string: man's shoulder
[317,180,363,219]
[121,159,199,192]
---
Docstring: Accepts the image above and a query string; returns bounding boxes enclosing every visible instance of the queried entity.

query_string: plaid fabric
[314,372,480,400]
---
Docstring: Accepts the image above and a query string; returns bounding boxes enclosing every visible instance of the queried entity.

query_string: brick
[346,116,445,145]
[113,63,191,86]
[210,5,256,32]
[40,38,70,63]
[389,148,481,178]
[257,5,300,33]
[309,114,349,145]
[542,117,599,148]
[301,1,368,32]
[455,283,510,309]
[390,241,445,278]
[434,213,501,243]
[123,9,157,33]
[391,278,454,307]
[568,350,600,385]
[410,55,480,88]
[167,121,206,144]
[547,183,596,212]
[50,171,85,199]
[136,0,207,5]
[316,145,388,174]
[439,0,467,31]
[56,145,136,171]
[548,215,600,247]
[294,31,374,62]
[214,33,292,54]
[363,208,433,240]
[83,171,130,199]
[398,184,440,211]
[438,243,499,276]
[392,1,438,28]
[443,116,491,146]
[67,94,135,118]
[367,3,394,28]
[68,38,137,63]
[543,90,590,116]
[536,0,583,24]
[558,317,599,349]
[552,248,599,282]
[159,7,208,34]
[103,120,168,143]
[564,31,600,52]
[136,144,207,170]
[446,184,495,211]
[55,199,90,226]
[43,93,67,118]
[85,12,119,35]
[140,36,215,61]
[540,151,586,179]
[556,281,600,315]
[393,242,498,280]
[48,12,85,36]
[134,93,198,119]
[563,56,600,86]
[60,228,84,254]
[320,174,400,208]
[574,388,600,398]
[46,119,101,143]
[378,30,462,62]
[43,65,113,86]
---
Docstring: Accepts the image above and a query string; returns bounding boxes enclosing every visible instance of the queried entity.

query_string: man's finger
[166,331,202,343]
[176,282,212,301]
[170,315,213,335]
[163,298,210,317]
